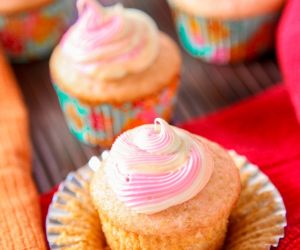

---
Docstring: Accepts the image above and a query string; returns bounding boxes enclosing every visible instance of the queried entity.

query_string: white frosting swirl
[61,0,159,80]
[105,118,214,214]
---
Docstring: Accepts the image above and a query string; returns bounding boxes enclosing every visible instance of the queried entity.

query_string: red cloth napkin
[277,0,300,122]
[41,84,300,249]
[181,85,300,249]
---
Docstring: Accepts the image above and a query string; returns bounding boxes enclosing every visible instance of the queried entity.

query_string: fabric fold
[0,48,46,250]
[277,0,300,122]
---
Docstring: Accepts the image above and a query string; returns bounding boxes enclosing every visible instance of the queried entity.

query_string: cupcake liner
[0,0,75,62]
[226,151,287,249]
[169,4,279,63]
[53,81,178,147]
[46,157,106,250]
[46,151,286,250]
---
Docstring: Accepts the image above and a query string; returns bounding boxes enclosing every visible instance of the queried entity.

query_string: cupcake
[90,118,241,249]
[167,0,285,63]
[0,0,75,62]
[50,0,181,147]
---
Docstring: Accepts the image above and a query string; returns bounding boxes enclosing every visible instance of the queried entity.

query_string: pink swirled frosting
[105,118,214,214]
[60,0,159,80]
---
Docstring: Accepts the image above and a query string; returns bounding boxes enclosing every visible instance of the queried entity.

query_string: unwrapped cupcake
[90,118,241,249]
[167,0,285,63]
[50,0,181,147]
[0,0,75,61]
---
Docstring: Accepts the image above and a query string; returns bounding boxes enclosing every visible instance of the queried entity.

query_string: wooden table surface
[12,0,281,193]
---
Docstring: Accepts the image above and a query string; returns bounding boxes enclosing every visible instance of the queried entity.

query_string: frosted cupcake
[167,0,285,63]
[0,0,75,62]
[90,118,241,249]
[50,0,181,147]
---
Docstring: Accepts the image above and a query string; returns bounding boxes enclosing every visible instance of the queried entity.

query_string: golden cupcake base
[46,151,286,250]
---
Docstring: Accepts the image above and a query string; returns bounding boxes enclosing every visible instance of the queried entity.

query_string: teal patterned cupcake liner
[53,81,178,147]
[169,5,279,63]
[0,0,75,62]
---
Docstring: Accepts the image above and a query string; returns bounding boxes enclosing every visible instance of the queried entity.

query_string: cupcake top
[168,0,285,19]
[105,118,214,214]
[60,0,159,81]
[50,0,180,103]
[91,119,240,234]
[0,0,53,15]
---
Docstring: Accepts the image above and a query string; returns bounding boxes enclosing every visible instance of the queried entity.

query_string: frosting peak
[105,118,214,214]
[133,119,183,155]
[61,0,159,80]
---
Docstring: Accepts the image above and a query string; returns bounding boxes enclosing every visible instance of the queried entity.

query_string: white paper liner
[46,151,286,249]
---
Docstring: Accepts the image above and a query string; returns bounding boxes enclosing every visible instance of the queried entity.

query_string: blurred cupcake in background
[0,0,75,62]
[167,0,285,63]
[50,0,181,147]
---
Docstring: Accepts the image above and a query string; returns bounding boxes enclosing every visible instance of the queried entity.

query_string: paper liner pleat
[46,151,286,250]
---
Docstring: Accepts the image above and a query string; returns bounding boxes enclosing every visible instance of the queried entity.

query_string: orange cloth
[0,49,46,249]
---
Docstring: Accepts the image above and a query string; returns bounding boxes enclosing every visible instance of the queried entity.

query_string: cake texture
[90,118,241,250]
[50,0,181,147]
[0,0,75,61]
[167,0,285,63]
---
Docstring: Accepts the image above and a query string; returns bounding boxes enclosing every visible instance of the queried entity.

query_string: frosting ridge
[61,0,159,80]
[105,118,214,214]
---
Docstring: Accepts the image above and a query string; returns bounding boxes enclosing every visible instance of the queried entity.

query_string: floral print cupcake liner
[0,0,75,62]
[170,7,279,63]
[54,81,178,147]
